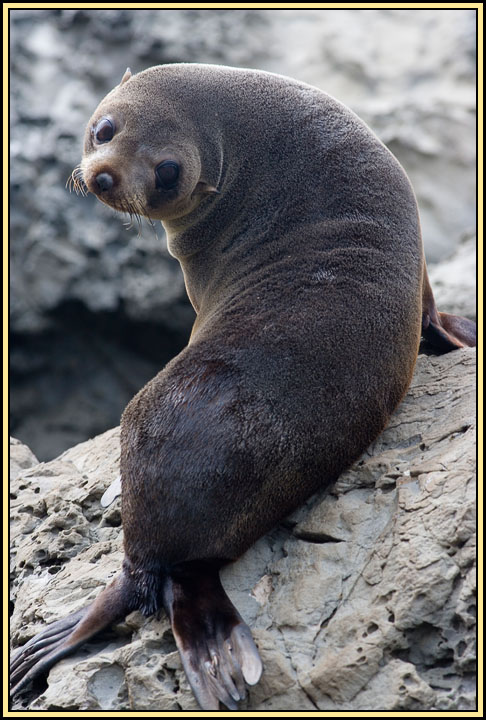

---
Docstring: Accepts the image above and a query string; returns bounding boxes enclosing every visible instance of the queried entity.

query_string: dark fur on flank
[10,64,476,711]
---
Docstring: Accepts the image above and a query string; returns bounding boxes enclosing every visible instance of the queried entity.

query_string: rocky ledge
[10,346,476,711]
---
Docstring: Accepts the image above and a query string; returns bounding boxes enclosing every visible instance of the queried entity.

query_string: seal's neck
[163,160,253,313]
[177,247,220,315]
[165,211,239,315]
[167,198,296,320]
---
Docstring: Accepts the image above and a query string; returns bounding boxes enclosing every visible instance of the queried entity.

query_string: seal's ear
[119,68,132,86]
[193,182,220,196]
[422,266,476,351]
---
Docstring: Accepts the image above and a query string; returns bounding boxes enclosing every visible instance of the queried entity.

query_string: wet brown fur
[11,64,476,710]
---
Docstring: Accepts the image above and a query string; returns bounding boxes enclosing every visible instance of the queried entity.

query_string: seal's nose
[95,172,114,193]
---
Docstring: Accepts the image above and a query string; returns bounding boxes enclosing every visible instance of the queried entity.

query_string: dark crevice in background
[10,299,193,462]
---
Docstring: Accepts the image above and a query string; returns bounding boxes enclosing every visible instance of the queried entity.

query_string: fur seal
[10,64,476,710]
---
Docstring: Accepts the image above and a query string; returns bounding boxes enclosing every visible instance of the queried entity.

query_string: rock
[428,233,477,321]
[10,348,476,711]
[10,437,39,481]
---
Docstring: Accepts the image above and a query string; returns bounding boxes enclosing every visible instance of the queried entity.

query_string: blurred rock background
[9,8,477,460]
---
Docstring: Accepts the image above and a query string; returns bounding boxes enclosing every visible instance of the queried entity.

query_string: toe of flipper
[177,622,262,711]
[230,623,262,686]
[165,566,264,710]
[10,573,134,698]
[10,609,88,696]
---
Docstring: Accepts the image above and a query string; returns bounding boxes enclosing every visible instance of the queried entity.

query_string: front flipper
[100,474,122,508]
[164,562,262,710]
[422,263,476,351]
[10,572,135,697]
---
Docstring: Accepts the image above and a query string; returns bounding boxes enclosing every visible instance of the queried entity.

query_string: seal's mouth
[67,164,151,232]
[94,194,149,230]
[69,165,142,211]
[70,157,214,225]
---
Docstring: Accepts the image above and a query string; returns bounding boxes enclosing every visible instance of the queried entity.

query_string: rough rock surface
[10,8,477,461]
[10,347,476,711]
[428,233,477,321]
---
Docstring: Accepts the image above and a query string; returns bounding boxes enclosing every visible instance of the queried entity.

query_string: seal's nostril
[95,172,114,192]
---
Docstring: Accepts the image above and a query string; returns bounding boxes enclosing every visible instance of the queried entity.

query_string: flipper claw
[10,573,134,697]
[165,567,263,710]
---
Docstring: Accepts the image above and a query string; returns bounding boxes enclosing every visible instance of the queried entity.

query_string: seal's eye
[94,118,115,143]
[155,161,179,190]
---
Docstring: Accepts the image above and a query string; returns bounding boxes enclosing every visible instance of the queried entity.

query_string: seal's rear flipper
[422,264,477,351]
[164,562,262,710]
[10,572,134,697]
[422,311,477,351]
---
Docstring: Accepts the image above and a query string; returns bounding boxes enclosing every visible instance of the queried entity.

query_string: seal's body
[11,65,476,710]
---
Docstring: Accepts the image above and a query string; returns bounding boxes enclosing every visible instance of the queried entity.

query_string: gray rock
[10,348,476,711]
[10,437,39,481]
[428,233,477,321]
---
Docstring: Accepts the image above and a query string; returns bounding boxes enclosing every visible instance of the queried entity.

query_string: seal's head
[78,68,219,224]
